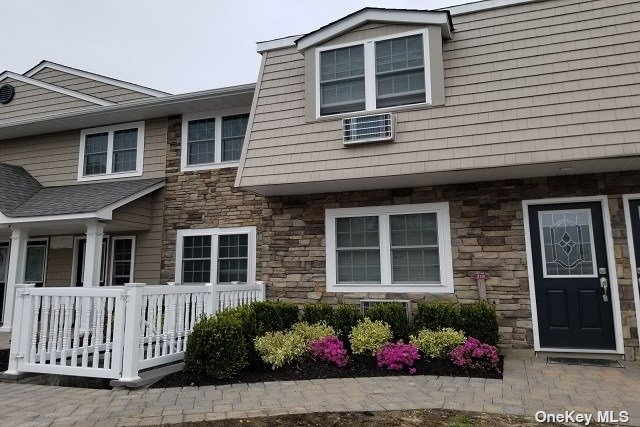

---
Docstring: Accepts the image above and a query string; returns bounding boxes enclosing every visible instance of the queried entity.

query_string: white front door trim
[522,195,624,355]
[623,193,640,353]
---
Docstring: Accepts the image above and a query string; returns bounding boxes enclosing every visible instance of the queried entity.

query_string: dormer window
[316,30,429,118]
[78,121,145,182]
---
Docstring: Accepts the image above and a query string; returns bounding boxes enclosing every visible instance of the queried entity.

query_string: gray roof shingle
[0,163,164,218]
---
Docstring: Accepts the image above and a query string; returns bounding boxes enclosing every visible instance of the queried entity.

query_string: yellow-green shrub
[349,318,392,355]
[410,328,466,358]
[254,331,306,369]
[254,322,335,369]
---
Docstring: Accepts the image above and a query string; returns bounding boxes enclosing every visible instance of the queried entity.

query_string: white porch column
[83,222,104,287]
[1,228,29,332]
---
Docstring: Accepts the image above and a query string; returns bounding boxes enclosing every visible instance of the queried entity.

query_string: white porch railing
[6,281,265,383]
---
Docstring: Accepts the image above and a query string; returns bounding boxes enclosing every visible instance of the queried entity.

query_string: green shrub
[216,305,260,364]
[458,301,500,345]
[290,322,335,343]
[252,300,299,334]
[410,328,466,358]
[331,304,363,340]
[184,315,247,379]
[350,318,392,356]
[414,300,459,332]
[301,302,334,325]
[364,302,410,340]
[254,330,306,369]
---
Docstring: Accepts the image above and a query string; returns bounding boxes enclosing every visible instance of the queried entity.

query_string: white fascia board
[0,72,113,106]
[441,0,543,16]
[257,36,302,53]
[296,9,452,51]
[24,62,170,97]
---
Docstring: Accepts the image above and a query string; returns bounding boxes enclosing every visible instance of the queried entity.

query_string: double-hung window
[78,122,145,181]
[316,30,429,117]
[111,237,135,286]
[176,227,256,285]
[181,112,249,171]
[326,203,453,293]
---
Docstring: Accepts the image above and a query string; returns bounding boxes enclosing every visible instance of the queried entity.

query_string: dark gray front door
[528,202,616,350]
[629,198,640,311]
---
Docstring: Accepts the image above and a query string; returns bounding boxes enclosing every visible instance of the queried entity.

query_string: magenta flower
[308,336,348,368]
[376,341,420,374]
[450,337,500,372]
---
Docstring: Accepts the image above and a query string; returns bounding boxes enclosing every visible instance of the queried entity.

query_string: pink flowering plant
[308,336,349,368]
[449,337,500,372]
[376,341,421,374]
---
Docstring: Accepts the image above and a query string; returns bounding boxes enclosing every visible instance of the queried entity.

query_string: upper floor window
[78,122,145,181]
[316,31,428,117]
[181,112,249,171]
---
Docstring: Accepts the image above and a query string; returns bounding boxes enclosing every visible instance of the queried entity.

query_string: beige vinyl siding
[0,78,96,125]
[30,67,154,104]
[132,189,164,284]
[238,0,640,187]
[111,194,154,231]
[45,247,73,287]
[0,118,167,186]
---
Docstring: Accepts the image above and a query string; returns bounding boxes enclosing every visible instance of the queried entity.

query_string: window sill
[327,283,454,294]
[77,170,143,182]
[181,162,240,172]
[311,101,443,124]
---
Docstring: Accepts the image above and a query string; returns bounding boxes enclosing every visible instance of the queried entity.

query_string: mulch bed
[152,354,503,388]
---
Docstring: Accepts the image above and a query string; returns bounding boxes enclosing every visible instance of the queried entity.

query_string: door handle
[600,277,609,302]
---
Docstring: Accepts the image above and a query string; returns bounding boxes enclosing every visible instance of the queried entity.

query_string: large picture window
[175,227,256,285]
[325,203,453,293]
[181,112,249,171]
[316,30,429,117]
[78,122,145,181]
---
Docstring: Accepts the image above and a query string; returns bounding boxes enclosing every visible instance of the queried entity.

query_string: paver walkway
[1,354,639,427]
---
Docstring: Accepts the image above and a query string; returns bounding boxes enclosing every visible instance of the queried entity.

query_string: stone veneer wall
[162,116,639,358]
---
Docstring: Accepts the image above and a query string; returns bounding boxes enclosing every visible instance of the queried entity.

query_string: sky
[1,0,471,94]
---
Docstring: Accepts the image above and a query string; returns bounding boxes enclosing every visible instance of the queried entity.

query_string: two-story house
[0,61,254,331]
[1,0,639,361]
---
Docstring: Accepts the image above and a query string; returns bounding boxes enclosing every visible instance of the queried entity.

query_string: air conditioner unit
[360,299,412,322]
[343,113,394,145]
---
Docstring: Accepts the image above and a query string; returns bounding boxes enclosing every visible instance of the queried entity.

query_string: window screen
[390,213,440,283]
[112,129,138,172]
[218,234,249,283]
[182,236,211,283]
[320,45,366,116]
[335,216,381,283]
[84,132,108,175]
[375,35,426,108]
[187,118,215,165]
[221,114,249,162]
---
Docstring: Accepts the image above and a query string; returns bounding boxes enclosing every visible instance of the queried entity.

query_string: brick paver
[1,354,639,426]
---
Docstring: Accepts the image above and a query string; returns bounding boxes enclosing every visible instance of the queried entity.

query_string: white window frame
[325,202,453,293]
[181,110,250,172]
[78,121,145,182]
[315,28,432,119]
[110,236,136,286]
[175,227,257,285]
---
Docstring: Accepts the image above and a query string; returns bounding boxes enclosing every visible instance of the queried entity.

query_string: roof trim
[256,0,543,52]
[257,35,302,53]
[441,0,543,16]
[295,8,453,51]
[24,61,170,98]
[0,181,165,224]
[0,83,256,139]
[0,72,114,107]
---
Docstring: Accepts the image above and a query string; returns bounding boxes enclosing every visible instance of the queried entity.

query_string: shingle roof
[0,163,164,218]
[0,163,43,214]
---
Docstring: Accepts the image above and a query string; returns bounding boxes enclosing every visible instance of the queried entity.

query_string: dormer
[296,8,453,121]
